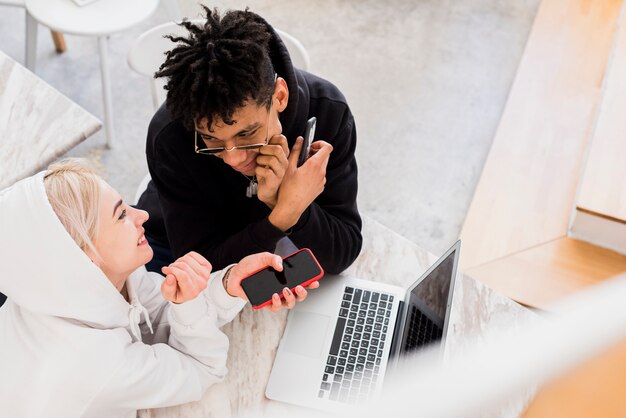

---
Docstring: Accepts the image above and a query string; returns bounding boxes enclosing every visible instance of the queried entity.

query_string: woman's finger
[179,260,208,291]
[185,251,211,268]
[282,287,296,309]
[161,275,177,301]
[180,254,211,285]
[269,293,282,312]
[294,285,308,302]
[169,264,197,297]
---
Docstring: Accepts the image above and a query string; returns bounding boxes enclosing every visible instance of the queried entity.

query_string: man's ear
[274,77,289,112]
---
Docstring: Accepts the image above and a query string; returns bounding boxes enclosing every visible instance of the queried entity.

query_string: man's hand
[160,251,212,304]
[255,134,290,209]
[225,252,320,313]
[268,138,333,231]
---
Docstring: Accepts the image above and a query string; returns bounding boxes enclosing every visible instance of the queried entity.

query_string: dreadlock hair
[156,6,277,131]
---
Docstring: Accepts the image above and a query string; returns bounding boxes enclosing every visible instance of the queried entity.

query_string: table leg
[25,12,38,71]
[98,36,115,148]
[51,31,66,54]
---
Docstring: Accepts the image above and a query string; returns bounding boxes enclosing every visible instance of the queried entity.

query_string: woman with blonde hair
[0,158,315,417]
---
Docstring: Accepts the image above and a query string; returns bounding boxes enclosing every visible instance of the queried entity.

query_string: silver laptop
[266,240,461,411]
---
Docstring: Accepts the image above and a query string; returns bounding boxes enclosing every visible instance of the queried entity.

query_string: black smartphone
[240,248,324,309]
[297,117,317,167]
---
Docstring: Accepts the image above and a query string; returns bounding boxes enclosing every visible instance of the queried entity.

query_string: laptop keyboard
[404,305,443,352]
[318,286,394,403]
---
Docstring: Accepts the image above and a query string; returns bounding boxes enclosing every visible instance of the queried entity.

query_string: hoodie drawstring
[128,301,154,342]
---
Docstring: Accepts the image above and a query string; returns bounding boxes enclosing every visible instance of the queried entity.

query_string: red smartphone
[240,248,324,309]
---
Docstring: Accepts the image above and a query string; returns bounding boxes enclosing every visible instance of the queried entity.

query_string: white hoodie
[0,172,246,417]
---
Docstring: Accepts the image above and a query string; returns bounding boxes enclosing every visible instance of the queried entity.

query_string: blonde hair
[43,158,102,256]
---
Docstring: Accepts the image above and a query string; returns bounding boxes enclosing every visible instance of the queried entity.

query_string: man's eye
[240,129,258,138]
[118,209,127,220]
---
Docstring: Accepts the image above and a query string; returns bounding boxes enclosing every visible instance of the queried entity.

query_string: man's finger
[260,142,288,162]
[254,165,275,179]
[309,142,333,169]
[267,134,289,157]
[256,155,286,176]
[287,137,304,168]
[309,140,332,151]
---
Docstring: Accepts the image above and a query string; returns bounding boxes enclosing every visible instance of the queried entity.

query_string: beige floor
[0,0,539,255]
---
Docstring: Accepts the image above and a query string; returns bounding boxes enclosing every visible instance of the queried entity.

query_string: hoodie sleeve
[90,268,246,410]
[135,267,246,344]
[169,265,246,328]
[287,107,363,274]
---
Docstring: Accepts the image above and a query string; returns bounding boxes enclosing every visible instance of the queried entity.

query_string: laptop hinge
[388,299,405,360]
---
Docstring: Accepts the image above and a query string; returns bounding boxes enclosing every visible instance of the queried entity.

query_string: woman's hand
[160,251,212,304]
[225,252,320,313]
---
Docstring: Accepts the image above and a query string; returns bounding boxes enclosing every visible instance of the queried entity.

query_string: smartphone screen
[298,117,317,167]
[241,248,324,308]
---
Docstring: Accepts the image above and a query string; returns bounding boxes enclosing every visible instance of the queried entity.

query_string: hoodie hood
[263,19,310,144]
[0,172,130,328]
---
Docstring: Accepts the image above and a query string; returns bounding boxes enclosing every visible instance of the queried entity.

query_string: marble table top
[0,50,101,190]
[142,215,537,418]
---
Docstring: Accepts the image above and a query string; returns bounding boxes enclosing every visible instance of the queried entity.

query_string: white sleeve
[91,273,244,410]
[133,266,246,344]
[206,264,247,326]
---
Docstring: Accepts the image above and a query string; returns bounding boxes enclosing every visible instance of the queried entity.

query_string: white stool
[25,0,159,148]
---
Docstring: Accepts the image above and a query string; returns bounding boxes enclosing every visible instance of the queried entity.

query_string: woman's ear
[274,77,289,113]
[84,248,101,268]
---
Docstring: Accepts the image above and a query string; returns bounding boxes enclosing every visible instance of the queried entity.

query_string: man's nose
[221,149,249,167]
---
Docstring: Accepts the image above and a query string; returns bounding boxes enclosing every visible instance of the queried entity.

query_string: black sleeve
[287,107,363,274]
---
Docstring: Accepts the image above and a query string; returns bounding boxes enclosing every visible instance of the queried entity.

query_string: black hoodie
[136,22,362,275]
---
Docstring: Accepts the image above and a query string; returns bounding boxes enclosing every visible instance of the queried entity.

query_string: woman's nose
[133,208,149,225]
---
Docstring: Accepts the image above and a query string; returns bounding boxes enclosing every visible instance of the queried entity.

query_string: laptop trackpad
[283,311,330,359]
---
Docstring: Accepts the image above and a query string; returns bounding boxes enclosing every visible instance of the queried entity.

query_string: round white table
[24,0,159,148]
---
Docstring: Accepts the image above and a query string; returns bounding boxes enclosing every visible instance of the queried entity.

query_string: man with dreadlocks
[136,7,362,289]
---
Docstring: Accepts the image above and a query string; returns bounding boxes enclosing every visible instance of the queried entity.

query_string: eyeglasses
[194,107,271,155]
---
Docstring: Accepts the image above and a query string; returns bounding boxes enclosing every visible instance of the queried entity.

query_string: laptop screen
[398,246,458,355]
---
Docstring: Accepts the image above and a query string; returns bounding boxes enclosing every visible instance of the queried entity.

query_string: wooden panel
[570,208,626,255]
[522,337,626,418]
[577,8,626,222]
[465,237,626,309]
[460,0,622,269]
